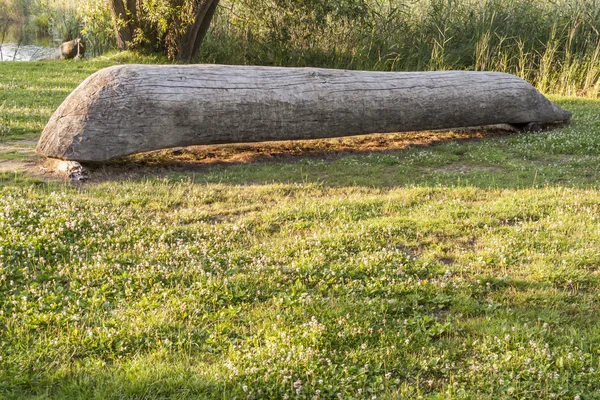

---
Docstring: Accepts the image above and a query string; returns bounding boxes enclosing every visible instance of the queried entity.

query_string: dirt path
[0,139,39,173]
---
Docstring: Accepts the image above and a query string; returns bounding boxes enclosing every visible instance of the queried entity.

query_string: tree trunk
[107,0,137,50]
[36,65,572,163]
[107,0,218,59]
[176,0,220,63]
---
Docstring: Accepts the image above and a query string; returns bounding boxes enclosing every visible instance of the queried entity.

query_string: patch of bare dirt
[141,127,505,164]
[0,160,29,173]
[438,257,456,265]
[0,139,38,154]
[0,140,48,177]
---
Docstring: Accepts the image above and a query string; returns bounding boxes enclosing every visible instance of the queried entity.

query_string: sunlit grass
[2,181,600,399]
[1,60,600,399]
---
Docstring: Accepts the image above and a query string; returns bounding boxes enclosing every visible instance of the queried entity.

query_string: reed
[199,0,600,97]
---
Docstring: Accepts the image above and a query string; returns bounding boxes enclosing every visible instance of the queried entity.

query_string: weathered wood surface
[37,65,572,162]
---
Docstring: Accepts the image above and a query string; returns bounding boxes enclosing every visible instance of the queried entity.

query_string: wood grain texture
[36,65,572,162]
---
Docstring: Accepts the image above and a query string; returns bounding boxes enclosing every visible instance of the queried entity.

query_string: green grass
[2,60,600,399]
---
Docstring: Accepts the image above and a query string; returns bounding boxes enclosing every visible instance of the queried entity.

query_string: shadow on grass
[73,127,523,184]
[60,118,592,190]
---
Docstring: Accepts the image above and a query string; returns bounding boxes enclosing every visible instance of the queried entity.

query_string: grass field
[2,59,600,399]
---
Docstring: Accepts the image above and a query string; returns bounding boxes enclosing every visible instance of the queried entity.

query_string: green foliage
[78,0,115,57]
[26,0,82,41]
[136,0,201,57]
[0,0,34,22]
[0,0,114,55]
[103,0,220,61]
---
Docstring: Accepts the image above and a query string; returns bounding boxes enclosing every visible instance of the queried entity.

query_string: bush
[78,0,114,57]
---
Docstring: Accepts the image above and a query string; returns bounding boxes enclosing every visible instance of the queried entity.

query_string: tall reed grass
[200,0,600,97]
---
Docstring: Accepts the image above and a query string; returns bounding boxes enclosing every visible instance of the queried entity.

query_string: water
[0,21,58,61]
[0,43,56,61]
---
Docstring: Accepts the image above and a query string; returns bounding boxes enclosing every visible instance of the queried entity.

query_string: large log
[36,65,571,162]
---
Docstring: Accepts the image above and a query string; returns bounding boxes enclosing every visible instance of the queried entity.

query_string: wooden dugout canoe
[36,65,572,162]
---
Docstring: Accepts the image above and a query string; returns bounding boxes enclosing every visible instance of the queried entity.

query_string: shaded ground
[0,122,577,188]
[29,125,520,183]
